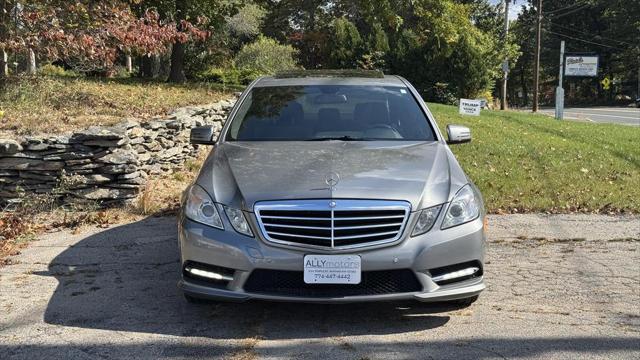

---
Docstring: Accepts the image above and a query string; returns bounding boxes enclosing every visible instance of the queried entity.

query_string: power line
[545,1,588,15]
[546,30,625,50]
[547,4,590,19]
[545,20,634,47]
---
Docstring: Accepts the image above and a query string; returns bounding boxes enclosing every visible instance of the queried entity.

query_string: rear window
[226,85,436,141]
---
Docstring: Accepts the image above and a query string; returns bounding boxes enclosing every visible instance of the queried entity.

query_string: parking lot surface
[1,214,639,360]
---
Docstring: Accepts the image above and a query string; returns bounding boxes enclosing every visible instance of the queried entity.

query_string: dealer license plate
[303,254,361,284]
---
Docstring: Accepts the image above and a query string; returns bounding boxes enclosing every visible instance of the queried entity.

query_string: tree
[329,18,363,68]
[255,0,515,100]
[159,0,234,83]
[234,36,298,74]
[510,0,639,106]
[1,1,195,74]
[168,0,188,82]
[0,0,12,82]
[226,3,266,52]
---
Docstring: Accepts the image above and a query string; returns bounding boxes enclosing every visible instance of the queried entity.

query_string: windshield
[226,85,437,141]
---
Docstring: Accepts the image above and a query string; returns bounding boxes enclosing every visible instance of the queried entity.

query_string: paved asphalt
[539,106,640,126]
[1,214,639,360]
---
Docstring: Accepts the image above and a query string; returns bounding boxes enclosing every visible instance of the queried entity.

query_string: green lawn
[429,103,640,214]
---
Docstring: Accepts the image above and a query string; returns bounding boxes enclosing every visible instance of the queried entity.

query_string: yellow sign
[601,77,611,90]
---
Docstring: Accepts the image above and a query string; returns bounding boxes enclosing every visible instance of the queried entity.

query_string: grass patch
[132,151,206,216]
[429,103,640,214]
[0,76,242,135]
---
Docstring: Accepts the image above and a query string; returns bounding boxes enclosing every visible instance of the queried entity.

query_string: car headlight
[441,184,480,229]
[411,205,443,236]
[184,184,224,229]
[224,206,253,237]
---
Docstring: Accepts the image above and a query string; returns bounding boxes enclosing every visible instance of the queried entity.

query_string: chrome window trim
[254,199,411,250]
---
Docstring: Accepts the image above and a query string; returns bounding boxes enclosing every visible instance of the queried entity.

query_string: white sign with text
[565,56,598,77]
[459,99,481,116]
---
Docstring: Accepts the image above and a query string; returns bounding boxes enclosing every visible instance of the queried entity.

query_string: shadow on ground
[36,217,453,340]
[2,338,638,359]
[4,217,637,359]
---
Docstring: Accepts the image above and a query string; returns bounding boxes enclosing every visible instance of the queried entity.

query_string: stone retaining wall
[0,97,236,207]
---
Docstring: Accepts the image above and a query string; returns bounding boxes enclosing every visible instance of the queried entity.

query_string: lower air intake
[243,269,422,298]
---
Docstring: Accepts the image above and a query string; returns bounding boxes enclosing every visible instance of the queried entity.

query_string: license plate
[303,255,361,284]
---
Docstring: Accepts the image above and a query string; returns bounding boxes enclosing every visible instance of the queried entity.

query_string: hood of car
[196,141,469,212]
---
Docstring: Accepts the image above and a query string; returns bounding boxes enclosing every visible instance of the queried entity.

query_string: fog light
[431,267,479,283]
[186,267,233,282]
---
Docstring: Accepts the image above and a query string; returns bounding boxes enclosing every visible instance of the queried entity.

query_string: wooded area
[0,0,638,106]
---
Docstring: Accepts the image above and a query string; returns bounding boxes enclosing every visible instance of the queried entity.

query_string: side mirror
[190,126,217,145]
[446,125,471,144]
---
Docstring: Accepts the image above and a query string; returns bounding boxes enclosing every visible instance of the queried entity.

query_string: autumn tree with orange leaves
[0,0,209,77]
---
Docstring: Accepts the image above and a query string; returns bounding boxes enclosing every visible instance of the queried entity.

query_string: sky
[490,0,527,20]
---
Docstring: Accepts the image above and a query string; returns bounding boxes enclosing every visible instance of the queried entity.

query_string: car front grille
[244,269,422,297]
[254,200,411,250]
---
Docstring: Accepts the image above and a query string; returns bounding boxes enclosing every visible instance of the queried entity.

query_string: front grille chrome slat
[263,223,332,230]
[334,215,406,220]
[333,230,399,240]
[254,200,411,250]
[261,215,332,221]
[267,231,332,240]
[334,222,403,230]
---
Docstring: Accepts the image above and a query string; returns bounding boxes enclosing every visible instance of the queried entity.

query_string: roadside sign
[565,55,598,77]
[459,99,481,116]
[601,77,611,90]
[501,60,509,73]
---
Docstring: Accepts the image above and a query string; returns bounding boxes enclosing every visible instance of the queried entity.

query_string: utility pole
[555,41,565,120]
[533,0,542,112]
[501,0,510,110]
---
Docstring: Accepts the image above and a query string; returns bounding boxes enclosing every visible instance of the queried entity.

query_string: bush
[39,64,79,77]
[234,36,298,75]
[425,82,458,105]
[196,67,261,85]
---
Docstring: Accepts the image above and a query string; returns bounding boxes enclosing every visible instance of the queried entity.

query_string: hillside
[0,77,241,136]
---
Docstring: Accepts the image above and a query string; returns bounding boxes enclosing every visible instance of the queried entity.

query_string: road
[539,106,640,126]
[1,214,639,360]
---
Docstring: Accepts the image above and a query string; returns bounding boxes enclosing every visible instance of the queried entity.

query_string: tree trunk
[1,49,7,77]
[520,64,528,107]
[167,0,187,83]
[141,55,154,78]
[27,48,36,75]
[1,0,9,83]
[126,55,133,73]
[168,42,186,83]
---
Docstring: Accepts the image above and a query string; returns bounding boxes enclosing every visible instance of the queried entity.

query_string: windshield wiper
[305,136,370,141]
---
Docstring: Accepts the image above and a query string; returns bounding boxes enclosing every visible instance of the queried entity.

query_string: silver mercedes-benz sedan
[178,71,486,305]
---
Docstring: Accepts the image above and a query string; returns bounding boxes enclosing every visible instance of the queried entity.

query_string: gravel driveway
[1,214,638,360]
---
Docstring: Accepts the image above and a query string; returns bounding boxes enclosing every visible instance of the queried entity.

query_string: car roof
[254,72,407,88]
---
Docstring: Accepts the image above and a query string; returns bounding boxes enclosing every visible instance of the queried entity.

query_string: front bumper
[178,210,486,303]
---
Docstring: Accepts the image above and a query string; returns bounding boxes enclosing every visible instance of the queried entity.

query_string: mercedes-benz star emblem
[328,201,337,208]
[325,172,340,187]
